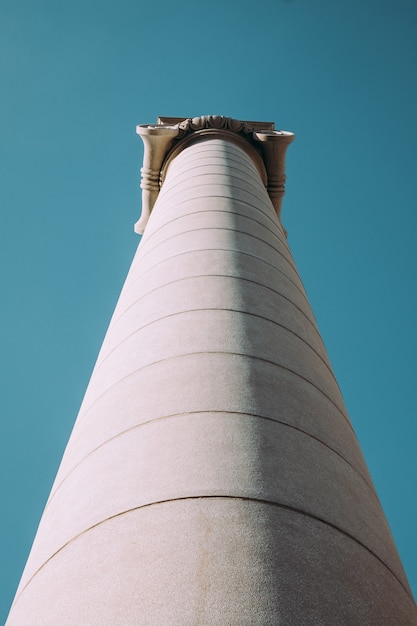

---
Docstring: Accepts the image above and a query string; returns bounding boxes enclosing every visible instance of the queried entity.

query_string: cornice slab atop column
[135,115,294,234]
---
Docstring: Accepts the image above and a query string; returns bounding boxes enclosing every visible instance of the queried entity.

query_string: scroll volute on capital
[254,130,295,220]
[135,124,179,234]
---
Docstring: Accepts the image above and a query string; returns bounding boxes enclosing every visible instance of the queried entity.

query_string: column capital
[135,116,294,234]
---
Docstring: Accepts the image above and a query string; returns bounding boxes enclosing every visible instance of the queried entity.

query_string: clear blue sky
[1,0,416,620]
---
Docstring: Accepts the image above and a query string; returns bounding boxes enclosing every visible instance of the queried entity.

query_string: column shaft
[7,138,416,625]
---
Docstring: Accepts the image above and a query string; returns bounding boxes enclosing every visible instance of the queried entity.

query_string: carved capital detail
[253,130,295,220]
[135,116,294,234]
[176,115,256,137]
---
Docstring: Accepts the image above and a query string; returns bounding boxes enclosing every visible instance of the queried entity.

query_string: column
[7,120,416,625]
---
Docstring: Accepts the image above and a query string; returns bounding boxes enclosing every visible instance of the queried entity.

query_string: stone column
[6,117,417,625]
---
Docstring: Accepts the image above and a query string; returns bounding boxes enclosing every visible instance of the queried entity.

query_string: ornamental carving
[176,115,255,137]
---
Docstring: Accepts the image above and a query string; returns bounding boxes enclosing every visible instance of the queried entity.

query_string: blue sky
[1,0,416,620]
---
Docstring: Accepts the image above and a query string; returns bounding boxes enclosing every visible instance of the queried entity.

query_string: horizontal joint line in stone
[151,192,281,228]
[138,208,287,254]
[78,351,349,430]
[130,247,308,310]
[160,171,267,199]
[166,143,258,168]
[93,307,338,391]
[16,496,412,608]
[155,183,274,216]
[162,159,263,190]
[134,227,302,284]
[48,411,373,509]
[162,150,264,176]
[109,274,319,345]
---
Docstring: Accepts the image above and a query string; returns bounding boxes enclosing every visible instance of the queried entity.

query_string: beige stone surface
[8,501,417,625]
[18,412,406,589]
[7,119,417,624]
